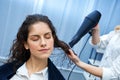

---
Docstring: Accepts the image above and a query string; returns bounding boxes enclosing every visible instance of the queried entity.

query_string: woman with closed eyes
[0,14,70,80]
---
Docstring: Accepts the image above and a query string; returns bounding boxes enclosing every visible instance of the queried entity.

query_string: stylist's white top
[90,30,120,80]
[10,63,48,80]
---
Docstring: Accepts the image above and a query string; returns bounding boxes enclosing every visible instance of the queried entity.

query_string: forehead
[28,22,52,35]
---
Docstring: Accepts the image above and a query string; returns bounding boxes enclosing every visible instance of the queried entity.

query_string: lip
[38,49,49,52]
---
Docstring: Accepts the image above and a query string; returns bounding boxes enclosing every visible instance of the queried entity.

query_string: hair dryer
[69,10,101,47]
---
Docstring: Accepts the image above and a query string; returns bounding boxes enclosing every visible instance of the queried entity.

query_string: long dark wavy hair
[8,14,70,65]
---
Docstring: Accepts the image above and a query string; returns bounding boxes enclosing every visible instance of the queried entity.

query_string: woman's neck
[26,57,48,76]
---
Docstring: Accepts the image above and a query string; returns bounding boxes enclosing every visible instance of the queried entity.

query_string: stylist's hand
[67,49,81,66]
[92,24,99,30]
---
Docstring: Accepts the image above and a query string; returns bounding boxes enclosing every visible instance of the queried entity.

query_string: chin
[40,54,51,59]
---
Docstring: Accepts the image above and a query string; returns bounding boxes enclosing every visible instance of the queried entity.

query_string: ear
[24,42,29,50]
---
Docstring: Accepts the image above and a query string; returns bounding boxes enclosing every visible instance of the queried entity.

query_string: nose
[40,38,47,47]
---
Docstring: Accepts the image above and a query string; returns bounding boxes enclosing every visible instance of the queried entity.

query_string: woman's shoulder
[48,58,65,80]
[0,61,24,79]
[0,62,14,72]
[0,62,18,80]
[0,62,14,79]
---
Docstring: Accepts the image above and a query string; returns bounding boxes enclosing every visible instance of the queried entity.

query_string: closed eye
[30,35,39,41]
[44,32,52,39]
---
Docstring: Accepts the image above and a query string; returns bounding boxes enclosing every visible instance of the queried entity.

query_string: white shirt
[90,30,120,80]
[10,63,48,80]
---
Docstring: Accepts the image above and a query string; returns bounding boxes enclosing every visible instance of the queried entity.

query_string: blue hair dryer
[69,10,101,47]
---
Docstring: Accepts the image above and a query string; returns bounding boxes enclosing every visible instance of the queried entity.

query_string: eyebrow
[30,35,39,38]
[30,32,52,37]
[45,32,52,35]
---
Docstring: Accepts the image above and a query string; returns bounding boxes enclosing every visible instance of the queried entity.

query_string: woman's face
[24,22,54,60]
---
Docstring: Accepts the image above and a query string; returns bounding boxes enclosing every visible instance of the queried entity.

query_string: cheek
[28,43,38,50]
[48,39,54,49]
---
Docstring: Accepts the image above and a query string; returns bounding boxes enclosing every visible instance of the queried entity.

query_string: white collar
[16,62,48,77]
